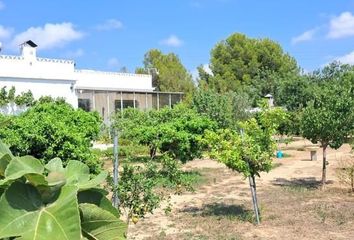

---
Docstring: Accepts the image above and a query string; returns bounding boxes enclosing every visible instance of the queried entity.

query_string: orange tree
[112,104,216,162]
[301,66,354,189]
[204,106,285,224]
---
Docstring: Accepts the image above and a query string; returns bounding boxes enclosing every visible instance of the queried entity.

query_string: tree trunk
[149,147,157,159]
[126,213,130,238]
[248,174,260,224]
[321,145,327,190]
[252,175,260,216]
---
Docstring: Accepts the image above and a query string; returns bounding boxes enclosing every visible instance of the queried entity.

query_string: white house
[0,41,183,121]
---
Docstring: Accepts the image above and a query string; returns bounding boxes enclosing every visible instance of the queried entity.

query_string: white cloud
[201,63,213,75]
[96,19,123,31]
[291,28,317,44]
[191,64,213,82]
[334,51,354,65]
[328,12,354,39]
[0,1,5,10]
[64,48,84,58]
[11,22,83,50]
[107,57,120,69]
[191,69,199,82]
[0,25,13,39]
[160,35,183,47]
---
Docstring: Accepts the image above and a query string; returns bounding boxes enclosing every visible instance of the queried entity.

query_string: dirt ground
[127,139,354,240]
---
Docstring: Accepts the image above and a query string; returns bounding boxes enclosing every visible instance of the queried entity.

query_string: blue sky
[1,1,354,76]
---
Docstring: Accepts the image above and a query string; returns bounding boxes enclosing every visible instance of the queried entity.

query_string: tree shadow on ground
[272,177,334,190]
[180,202,254,222]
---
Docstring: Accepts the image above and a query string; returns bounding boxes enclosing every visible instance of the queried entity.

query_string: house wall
[0,55,76,82]
[75,70,153,91]
[0,44,78,108]
[0,77,78,107]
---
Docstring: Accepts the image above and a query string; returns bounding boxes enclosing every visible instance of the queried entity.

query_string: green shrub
[112,104,217,162]
[0,141,127,239]
[0,100,102,173]
[111,154,200,227]
[116,164,161,225]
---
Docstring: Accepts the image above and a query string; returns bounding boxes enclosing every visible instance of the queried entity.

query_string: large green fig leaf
[79,171,108,191]
[0,182,81,240]
[80,203,127,240]
[0,153,12,177]
[0,140,13,157]
[45,158,64,173]
[0,156,44,185]
[0,141,13,178]
[78,189,119,218]
[65,160,90,184]
[65,160,108,190]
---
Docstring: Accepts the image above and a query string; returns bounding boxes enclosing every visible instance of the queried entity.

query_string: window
[115,100,139,111]
[78,98,90,112]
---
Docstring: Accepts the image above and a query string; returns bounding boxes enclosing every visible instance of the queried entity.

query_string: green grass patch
[156,170,204,191]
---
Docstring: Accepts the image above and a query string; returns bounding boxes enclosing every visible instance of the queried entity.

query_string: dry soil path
[128,139,352,239]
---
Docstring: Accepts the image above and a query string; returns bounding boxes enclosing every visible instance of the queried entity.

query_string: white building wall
[75,70,153,91]
[0,56,76,81]
[0,77,78,107]
[0,40,154,111]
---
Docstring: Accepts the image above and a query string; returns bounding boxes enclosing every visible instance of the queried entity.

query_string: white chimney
[20,40,37,61]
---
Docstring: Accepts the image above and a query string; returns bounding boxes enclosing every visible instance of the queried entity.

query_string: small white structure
[264,94,274,107]
[0,40,183,121]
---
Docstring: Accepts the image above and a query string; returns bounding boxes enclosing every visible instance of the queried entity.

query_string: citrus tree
[112,104,216,162]
[301,82,354,189]
[0,100,102,173]
[204,107,282,224]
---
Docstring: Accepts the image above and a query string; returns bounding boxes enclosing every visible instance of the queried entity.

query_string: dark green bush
[0,100,102,173]
[112,104,217,162]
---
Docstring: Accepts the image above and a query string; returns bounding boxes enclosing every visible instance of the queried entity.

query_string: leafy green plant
[0,141,127,239]
[116,164,161,227]
[191,89,251,129]
[157,154,197,192]
[110,154,199,233]
[198,33,299,103]
[136,49,195,94]
[112,104,216,162]
[204,107,280,224]
[0,86,35,107]
[301,71,354,189]
[0,100,102,173]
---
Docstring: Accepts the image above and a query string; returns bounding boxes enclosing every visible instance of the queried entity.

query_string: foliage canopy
[0,100,102,173]
[199,33,299,104]
[136,49,195,94]
[113,104,216,162]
